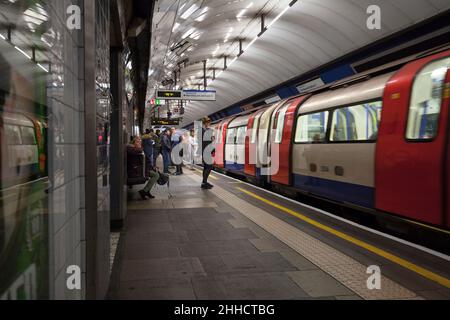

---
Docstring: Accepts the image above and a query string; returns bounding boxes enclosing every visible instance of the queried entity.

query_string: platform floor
[108,168,450,300]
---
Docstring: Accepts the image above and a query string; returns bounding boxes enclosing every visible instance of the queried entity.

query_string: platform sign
[296,78,325,94]
[156,89,216,101]
[156,90,182,100]
[151,118,180,126]
[182,90,216,101]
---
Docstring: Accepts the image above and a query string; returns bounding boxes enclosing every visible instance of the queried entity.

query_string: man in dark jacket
[142,129,155,170]
[201,117,215,189]
[161,129,172,174]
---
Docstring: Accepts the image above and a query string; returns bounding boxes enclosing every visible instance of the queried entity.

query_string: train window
[251,115,260,143]
[20,126,36,145]
[330,101,382,142]
[295,111,329,143]
[406,57,450,140]
[236,126,247,144]
[226,128,237,144]
[274,105,288,144]
[5,125,21,145]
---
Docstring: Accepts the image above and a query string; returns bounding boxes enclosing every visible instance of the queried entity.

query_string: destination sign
[151,118,180,126]
[155,89,216,101]
[156,90,182,99]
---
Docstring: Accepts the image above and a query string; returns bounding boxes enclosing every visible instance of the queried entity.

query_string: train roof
[298,72,395,115]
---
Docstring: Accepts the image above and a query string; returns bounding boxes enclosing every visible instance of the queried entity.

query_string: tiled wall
[0,0,111,299]
[43,0,86,300]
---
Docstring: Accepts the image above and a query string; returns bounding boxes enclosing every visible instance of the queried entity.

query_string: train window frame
[328,100,383,144]
[226,127,237,144]
[236,126,247,145]
[404,56,449,143]
[294,111,330,144]
[251,114,261,143]
[274,105,289,144]
[5,124,22,145]
[20,126,37,145]
[293,98,384,145]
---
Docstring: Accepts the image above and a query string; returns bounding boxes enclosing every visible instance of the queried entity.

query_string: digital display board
[156,90,182,100]
[151,118,180,126]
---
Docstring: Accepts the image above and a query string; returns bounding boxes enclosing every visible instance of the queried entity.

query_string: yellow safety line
[399,218,450,235]
[194,168,219,180]
[236,187,450,289]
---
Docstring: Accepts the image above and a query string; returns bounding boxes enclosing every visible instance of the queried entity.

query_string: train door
[270,96,309,186]
[235,126,247,171]
[444,69,450,228]
[245,109,265,177]
[257,102,283,183]
[376,52,450,227]
[214,119,227,168]
[224,126,236,170]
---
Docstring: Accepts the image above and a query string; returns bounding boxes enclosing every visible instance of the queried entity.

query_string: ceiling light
[172,22,180,32]
[15,46,31,59]
[182,27,195,39]
[181,4,198,19]
[148,69,154,76]
[244,36,257,51]
[37,63,49,73]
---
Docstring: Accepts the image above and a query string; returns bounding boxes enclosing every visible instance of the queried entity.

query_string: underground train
[212,48,450,230]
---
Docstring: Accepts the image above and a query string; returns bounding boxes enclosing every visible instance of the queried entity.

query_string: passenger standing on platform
[153,129,162,165]
[142,129,155,170]
[161,129,172,174]
[201,117,215,190]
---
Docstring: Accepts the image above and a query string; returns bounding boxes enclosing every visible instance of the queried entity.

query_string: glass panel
[5,125,22,145]
[251,115,260,143]
[330,101,382,142]
[274,106,288,143]
[406,57,450,140]
[236,126,247,144]
[226,128,236,144]
[295,111,329,143]
[20,126,37,145]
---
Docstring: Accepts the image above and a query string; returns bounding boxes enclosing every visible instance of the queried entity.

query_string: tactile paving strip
[188,174,421,300]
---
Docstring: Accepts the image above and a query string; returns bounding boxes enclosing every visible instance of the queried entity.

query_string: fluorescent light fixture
[37,63,49,73]
[267,5,289,28]
[236,2,253,20]
[182,27,195,39]
[172,22,180,32]
[179,3,186,12]
[0,34,6,40]
[195,6,209,21]
[181,4,198,19]
[148,69,154,76]
[15,46,31,59]
[244,36,257,51]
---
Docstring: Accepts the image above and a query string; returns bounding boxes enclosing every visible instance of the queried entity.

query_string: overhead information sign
[182,90,216,101]
[156,89,216,101]
[151,118,180,126]
[156,90,182,100]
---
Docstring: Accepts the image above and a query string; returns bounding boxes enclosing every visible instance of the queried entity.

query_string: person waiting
[161,129,172,174]
[127,136,159,199]
[142,129,155,170]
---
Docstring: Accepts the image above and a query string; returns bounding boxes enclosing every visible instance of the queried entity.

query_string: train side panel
[376,50,450,227]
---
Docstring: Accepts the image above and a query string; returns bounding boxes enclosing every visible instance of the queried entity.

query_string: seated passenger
[127,136,160,200]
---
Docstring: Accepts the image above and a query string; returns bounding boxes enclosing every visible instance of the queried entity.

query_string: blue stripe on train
[225,161,245,172]
[293,174,374,209]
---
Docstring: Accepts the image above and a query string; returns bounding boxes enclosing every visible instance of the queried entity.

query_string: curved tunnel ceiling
[148,0,450,127]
